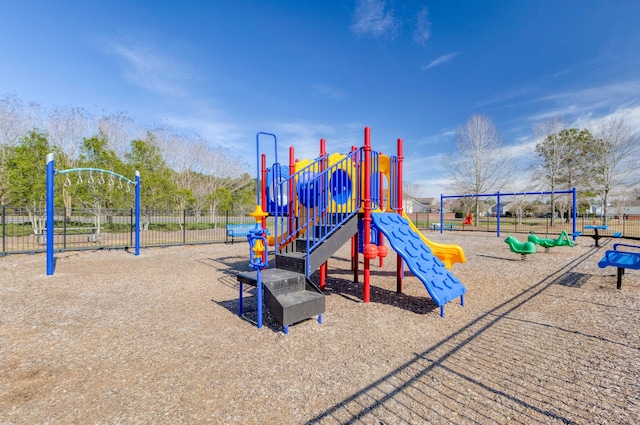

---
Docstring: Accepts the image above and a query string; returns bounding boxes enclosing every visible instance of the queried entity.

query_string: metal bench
[431,223,458,231]
[35,227,101,245]
[225,224,269,244]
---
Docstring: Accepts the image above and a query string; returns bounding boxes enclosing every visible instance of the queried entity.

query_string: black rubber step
[236,268,325,327]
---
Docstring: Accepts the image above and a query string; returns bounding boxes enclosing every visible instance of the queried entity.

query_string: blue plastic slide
[371,213,466,308]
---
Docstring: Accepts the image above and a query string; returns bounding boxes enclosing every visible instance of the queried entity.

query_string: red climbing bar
[288,147,295,239]
[396,138,404,293]
[363,127,372,302]
[319,138,327,290]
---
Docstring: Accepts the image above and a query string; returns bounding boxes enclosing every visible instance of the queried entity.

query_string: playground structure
[528,230,574,251]
[237,127,467,332]
[45,153,140,275]
[504,234,536,259]
[598,243,640,289]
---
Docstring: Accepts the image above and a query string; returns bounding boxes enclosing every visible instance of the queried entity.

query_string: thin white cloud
[351,0,399,40]
[260,121,336,161]
[311,84,347,100]
[526,80,640,122]
[99,39,196,97]
[402,152,450,197]
[474,88,536,109]
[422,53,459,70]
[164,115,242,142]
[413,7,431,46]
[544,82,640,108]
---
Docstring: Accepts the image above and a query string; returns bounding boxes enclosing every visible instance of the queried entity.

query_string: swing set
[45,153,141,275]
[440,188,578,238]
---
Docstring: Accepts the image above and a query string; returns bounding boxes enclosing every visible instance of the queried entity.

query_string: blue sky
[2,1,640,198]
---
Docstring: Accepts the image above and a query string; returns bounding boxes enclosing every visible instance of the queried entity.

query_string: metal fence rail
[408,211,640,239]
[0,207,261,256]
[2,206,639,257]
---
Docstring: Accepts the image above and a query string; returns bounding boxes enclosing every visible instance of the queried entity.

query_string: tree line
[3,93,639,227]
[0,93,256,220]
[442,114,640,225]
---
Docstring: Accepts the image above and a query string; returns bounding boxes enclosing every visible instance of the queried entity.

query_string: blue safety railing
[268,149,362,260]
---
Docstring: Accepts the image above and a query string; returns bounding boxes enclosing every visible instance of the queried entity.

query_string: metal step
[236,268,325,327]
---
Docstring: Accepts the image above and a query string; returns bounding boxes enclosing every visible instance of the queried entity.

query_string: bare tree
[591,117,640,224]
[153,127,251,223]
[443,114,513,222]
[403,181,426,200]
[532,117,567,226]
[533,117,596,225]
[201,144,250,213]
[0,93,38,146]
[505,195,532,225]
[97,112,144,158]
[402,181,428,212]
[609,187,634,223]
[0,94,42,204]
[45,105,92,164]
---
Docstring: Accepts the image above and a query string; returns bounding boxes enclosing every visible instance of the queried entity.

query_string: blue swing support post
[45,153,141,276]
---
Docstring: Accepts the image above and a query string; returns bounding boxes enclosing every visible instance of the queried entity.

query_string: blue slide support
[371,213,466,317]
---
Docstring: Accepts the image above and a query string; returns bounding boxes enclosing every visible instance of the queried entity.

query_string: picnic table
[583,225,608,247]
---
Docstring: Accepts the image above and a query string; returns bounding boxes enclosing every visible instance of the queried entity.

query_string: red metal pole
[363,127,372,303]
[379,154,384,267]
[288,146,295,241]
[396,138,404,293]
[261,153,268,262]
[319,139,327,290]
[351,145,359,283]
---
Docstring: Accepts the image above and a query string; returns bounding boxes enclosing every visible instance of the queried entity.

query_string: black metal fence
[2,206,639,257]
[408,211,640,239]
[0,206,259,256]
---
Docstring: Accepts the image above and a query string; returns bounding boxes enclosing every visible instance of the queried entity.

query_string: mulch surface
[1,232,638,424]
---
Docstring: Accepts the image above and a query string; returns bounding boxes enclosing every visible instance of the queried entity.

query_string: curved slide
[371,213,466,308]
[401,211,466,269]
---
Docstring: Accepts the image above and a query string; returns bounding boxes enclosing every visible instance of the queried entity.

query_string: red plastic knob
[364,244,378,260]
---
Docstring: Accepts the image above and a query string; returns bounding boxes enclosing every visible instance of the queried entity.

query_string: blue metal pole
[497,192,501,237]
[135,171,140,256]
[255,132,278,204]
[572,187,577,241]
[46,153,55,276]
[439,194,444,234]
[256,268,263,329]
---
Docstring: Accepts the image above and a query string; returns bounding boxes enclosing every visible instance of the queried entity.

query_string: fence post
[546,215,549,234]
[225,210,229,243]
[183,209,187,244]
[63,207,67,250]
[1,206,5,255]
[130,208,134,247]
